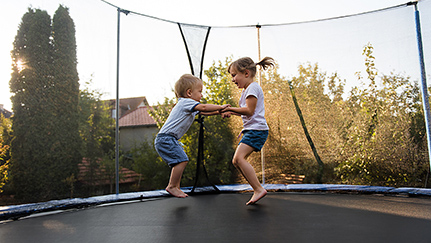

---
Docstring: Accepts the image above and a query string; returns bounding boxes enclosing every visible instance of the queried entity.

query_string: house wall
[120,125,159,152]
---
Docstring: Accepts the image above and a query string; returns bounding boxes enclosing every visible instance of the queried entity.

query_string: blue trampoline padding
[390,187,431,196]
[0,189,170,221]
[1,184,431,221]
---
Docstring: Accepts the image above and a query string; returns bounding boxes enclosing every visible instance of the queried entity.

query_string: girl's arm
[223,96,257,116]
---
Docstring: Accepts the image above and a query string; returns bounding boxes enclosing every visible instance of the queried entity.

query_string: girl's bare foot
[166,187,188,198]
[246,189,267,205]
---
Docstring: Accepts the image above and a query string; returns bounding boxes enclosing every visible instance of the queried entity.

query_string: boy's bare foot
[166,187,188,198]
[246,189,267,205]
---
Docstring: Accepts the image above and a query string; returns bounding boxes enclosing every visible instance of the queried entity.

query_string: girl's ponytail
[229,56,275,78]
[256,57,275,71]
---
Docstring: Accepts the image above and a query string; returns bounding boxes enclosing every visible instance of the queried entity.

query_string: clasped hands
[219,104,232,118]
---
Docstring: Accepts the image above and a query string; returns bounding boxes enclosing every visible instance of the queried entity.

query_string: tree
[199,58,237,184]
[335,43,428,186]
[78,80,115,194]
[10,8,54,201]
[9,6,81,201]
[129,139,169,190]
[49,5,82,197]
[262,63,346,183]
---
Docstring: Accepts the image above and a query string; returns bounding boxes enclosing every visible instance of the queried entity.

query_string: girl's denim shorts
[155,133,188,167]
[239,130,269,151]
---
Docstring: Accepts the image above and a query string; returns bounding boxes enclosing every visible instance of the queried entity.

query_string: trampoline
[2,2,431,242]
[1,185,431,243]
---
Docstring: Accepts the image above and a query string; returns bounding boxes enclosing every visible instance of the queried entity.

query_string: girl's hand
[220,105,230,113]
[220,104,231,110]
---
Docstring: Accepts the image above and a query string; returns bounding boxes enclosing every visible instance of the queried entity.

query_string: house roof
[78,158,141,186]
[119,106,157,127]
[106,96,149,118]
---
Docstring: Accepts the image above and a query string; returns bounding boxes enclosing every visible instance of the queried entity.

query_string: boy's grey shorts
[155,133,188,167]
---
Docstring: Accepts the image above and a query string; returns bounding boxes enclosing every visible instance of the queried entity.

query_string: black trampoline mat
[1,192,431,243]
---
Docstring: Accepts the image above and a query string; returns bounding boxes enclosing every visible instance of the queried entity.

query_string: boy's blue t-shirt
[158,98,200,140]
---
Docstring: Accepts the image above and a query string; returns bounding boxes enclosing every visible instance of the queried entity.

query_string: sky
[0,0,427,112]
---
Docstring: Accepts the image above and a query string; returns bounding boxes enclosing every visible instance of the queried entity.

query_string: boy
[155,74,230,198]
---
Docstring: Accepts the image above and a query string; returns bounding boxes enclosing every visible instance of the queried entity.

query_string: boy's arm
[200,111,221,116]
[221,111,241,117]
[194,104,230,116]
[194,103,228,112]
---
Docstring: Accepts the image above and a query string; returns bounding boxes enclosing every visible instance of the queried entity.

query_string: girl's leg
[233,143,267,205]
[166,161,188,198]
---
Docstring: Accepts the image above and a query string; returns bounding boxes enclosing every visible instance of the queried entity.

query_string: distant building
[106,96,149,119]
[105,97,159,152]
[0,104,12,118]
[119,105,159,152]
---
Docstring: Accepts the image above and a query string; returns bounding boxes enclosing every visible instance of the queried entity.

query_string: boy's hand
[221,112,232,118]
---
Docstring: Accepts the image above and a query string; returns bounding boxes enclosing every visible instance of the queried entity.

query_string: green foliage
[255,43,428,187]
[263,62,346,183]
[62,173,77,199]
[10,8,56,201]
[9,6,82,201]
[78,80,114,159]
[78,80,115,194]
[128,139,170,190]
[198,58,237,184]
[334,43,428,186]
[0,115,12,193]
[49,5,82,198]
[204,58,237,106]
[148,97,176,129]
[99,153,116,194]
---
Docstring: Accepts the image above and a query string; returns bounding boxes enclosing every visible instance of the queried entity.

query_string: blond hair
[228,57,275,78]
[174,74,203,98]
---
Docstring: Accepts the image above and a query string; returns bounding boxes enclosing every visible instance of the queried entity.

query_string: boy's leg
[232,143,267,205]
[166,161,188,198]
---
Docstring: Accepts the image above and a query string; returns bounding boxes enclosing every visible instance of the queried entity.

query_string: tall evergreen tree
[9,6,81,201]
[50,5,82,198]
[10,8,53,201]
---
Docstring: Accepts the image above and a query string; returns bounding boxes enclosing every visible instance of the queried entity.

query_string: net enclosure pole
[411,1,431,173]
[256,24,265,185]
[115,8,121,195]
[115,8,130,195]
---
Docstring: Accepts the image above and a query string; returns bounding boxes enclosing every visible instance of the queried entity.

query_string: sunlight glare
[16,60,25,72]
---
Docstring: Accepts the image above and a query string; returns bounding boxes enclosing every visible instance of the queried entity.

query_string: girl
[222,57,275,205]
